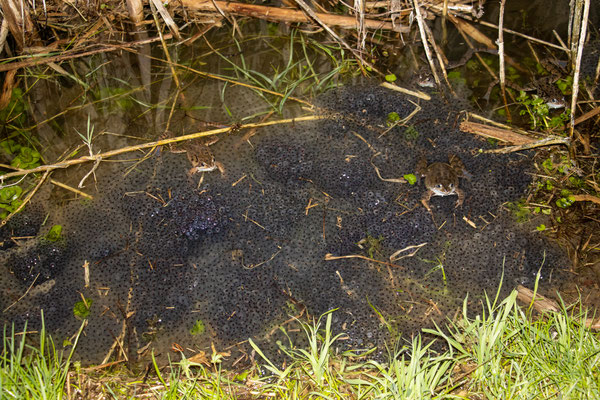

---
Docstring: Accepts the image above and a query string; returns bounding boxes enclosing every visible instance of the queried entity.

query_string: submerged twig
[0,170,50,227]
[50,179,93,200]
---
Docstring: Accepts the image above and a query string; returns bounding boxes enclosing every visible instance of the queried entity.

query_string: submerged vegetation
[2,287,599,399]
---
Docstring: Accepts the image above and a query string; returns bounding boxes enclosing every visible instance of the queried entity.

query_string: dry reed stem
[149,0,181,40]
[412,0,441,87]
[572,194,600,205]
[448,14,496,49]
[380,82,431,100]
[126,0,144,26]
[0,0,41,49]
[0,34,175,72]
[422,17,454,93]
[573,106,600,125]
[485,136,572,154]
[497,0,507,108]
[569,0,591,137]
[570,0,583,64]
[459,121,535,145]
[325,253,405,269]
[180,0,408,32]
[475,19,569,53]
[151,0,180,88]
[0,116,324,182]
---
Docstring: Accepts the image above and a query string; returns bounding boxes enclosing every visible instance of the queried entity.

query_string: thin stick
[380,82,431,100]
[324,253,405,269]
[1,170,50,227]
[0,116,325,181]
[476,20,569,52]
[573,105,600,125]
[569,0,590,137]
[422,19,454,93]
[412,0,441,87]
[50,179,93,199]
[497,0,508,109]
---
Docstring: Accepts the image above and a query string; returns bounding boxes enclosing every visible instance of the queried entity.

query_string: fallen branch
[180,0,409,32]
[459,121,535,145]
[460,121,572,152]
[573,106,600,125]
[0,115,324,182]
[572,194,600,205]
[517,285,600,330]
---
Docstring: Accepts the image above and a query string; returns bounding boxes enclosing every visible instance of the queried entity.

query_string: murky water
[1,3,596,364]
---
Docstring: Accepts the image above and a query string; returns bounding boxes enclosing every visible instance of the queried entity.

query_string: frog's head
[189,153,217,173]
[430,181,457,196]
[545,95,566,109]
[417,70,436,88]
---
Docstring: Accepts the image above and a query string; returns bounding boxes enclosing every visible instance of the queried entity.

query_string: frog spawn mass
[0,86,568,363]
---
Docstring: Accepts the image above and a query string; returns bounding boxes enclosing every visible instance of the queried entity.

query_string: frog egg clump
[0,85,570,364]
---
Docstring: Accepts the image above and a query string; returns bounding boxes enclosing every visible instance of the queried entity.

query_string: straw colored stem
[180,0,408,32]
[0,170,50,227]
[569,0,590,137]
[0,116,324,182]
[412,0,441,87]
[476,20,569,52]
[497,0,507,103]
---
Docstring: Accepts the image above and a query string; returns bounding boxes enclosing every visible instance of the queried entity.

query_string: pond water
[1,0,596,365]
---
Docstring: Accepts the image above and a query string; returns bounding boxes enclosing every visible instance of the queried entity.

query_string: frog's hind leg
[420,190,434,215]
[449,154,472,180]
[454,188,465,208]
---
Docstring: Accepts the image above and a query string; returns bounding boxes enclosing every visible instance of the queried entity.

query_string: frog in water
[159,131,225,175]
[485,58,567,109]
[417,154,469,214]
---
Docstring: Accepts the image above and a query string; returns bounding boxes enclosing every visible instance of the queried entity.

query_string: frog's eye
[436,184,443,189]
[448,183,454,189]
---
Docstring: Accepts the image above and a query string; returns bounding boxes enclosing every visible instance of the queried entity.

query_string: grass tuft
[2,288,600,399]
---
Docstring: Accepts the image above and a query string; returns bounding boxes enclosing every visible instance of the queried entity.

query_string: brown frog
[417,154,469,214]
[485,58,567,109]
[159,132,225,176]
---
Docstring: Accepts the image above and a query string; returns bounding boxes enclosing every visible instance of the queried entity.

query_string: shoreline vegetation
[2,283,599,399]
